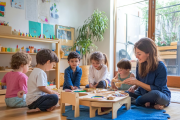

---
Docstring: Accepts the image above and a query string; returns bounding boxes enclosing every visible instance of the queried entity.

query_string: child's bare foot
[47,106,56,111]
[145,102,150,107]
[27,108,41,113]
[154,104,164,110]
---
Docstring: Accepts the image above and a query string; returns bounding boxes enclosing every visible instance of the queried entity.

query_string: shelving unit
[0,34,61,89]
[0,89,6,94]
[0,52,37,54]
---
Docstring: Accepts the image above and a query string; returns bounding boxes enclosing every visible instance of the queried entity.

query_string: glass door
[115,0,149,74]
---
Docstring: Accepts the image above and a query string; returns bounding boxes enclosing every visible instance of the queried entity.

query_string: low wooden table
[60,89,131,119]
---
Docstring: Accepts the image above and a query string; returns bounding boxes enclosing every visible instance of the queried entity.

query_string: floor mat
[171,91,180,103]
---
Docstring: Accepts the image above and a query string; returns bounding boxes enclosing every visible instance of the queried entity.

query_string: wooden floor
[0,92,180,120]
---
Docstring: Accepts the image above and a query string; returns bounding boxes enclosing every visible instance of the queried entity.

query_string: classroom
[0,0,180,120]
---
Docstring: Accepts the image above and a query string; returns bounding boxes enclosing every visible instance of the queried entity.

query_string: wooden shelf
[159,51,177,55]
[0,52,37,54]
[0,89,6,94]
[170,42,177,46]
[160,55,176,59]
[0,69,56,73]
[157,46,177,51]
[0,34,60,43]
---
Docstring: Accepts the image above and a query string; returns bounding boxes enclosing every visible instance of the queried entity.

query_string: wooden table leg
[61,103,65,113]
[125,97,131,110]
[89,106,98,118]
[112,102,121,119]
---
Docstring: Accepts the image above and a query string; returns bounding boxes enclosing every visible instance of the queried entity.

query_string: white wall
[93,0,114,79]
[0,0,95,76]
[0,0,114,80]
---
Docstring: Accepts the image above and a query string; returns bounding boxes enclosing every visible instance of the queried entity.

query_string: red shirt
[1,71,28,98]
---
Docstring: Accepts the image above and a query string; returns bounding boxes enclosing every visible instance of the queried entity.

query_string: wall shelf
[0,34,61,89]
[0,89,6,94]
[0,69,56,73]
[0,34,60,43]
[0,52,37,54]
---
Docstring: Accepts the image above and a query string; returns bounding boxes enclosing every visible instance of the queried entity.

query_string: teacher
[124,37,171,110]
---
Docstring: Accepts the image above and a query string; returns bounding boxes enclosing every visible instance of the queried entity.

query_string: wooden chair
[60,92,80,117]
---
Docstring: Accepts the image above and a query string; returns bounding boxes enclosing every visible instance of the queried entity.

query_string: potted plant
[72,9,108,85]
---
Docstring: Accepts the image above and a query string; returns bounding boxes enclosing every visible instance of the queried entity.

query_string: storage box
[0,26,12,35]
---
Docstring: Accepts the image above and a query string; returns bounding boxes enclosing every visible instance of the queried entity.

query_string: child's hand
[89,84,94,88]
[74,86,78,89]
[71,86,75,90]
[17,91,25,98]
[112,78,118,82]
[128,86,135,93]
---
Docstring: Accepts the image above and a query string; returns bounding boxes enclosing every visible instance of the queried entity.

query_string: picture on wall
[61,45,72,57]
[57,30,71,40]
[43,23,54,38]
[0,2,6,17]
[56,25,75,58]
[29,21,41,37]
[11,0,24,9]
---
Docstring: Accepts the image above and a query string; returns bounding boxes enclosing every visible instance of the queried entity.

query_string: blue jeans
[85,80,106,88]
[28,94,58,111]
[5,94,27,108]
[129,90,170,107]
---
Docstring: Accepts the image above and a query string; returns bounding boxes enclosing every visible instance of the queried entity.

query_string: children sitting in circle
[86,51,110,89]
[1,52,31,107]
[26,49,59,113]
[111,58,135,90]
[63,51,82,90]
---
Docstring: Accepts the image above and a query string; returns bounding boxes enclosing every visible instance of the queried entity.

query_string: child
[86,51,109,88]
[111,58,135,90]
[103,53,111,87]
[1,52,31,107]
[26,49,59,113]
[63,51,82,90]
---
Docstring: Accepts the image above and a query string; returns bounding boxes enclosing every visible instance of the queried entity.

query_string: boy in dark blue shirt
[63,51,82,90]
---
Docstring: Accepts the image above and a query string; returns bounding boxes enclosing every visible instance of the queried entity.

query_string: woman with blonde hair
[124,38,171,110]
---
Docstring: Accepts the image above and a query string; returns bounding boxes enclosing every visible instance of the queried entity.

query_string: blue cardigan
[63,66,82,90]
[136,61,171,98]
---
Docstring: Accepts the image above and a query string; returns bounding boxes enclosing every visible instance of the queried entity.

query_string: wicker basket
[79,65,90,86]
[60,73,64,87]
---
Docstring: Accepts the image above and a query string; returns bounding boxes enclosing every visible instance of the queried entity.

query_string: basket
[60,73,64,86]
[79,65,89,86]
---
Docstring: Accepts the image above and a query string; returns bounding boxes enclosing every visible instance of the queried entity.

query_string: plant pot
[79,65,90,86]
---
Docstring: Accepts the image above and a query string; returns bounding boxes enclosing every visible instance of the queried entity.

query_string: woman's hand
[128,86,135,93]
[124,77,139,85]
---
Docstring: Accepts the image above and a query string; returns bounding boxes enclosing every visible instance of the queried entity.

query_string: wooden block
[0,26,12,35]
[107,96,115,100]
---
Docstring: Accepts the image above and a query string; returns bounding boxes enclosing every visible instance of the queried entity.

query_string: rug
[62,105,170,120]
[171,91,180,103]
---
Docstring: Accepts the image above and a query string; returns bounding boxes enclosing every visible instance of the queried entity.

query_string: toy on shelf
[16,45,20,52]
[12,29,19,35]
[21,46,25,52]
[0,21,9,26]
[26,47,30,53]
[0,66,5,71]
[29,46,34,53]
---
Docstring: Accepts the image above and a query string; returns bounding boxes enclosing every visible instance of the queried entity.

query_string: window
[115,0,149,75]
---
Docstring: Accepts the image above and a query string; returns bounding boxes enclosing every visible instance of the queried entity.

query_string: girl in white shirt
[86,51,109,88]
